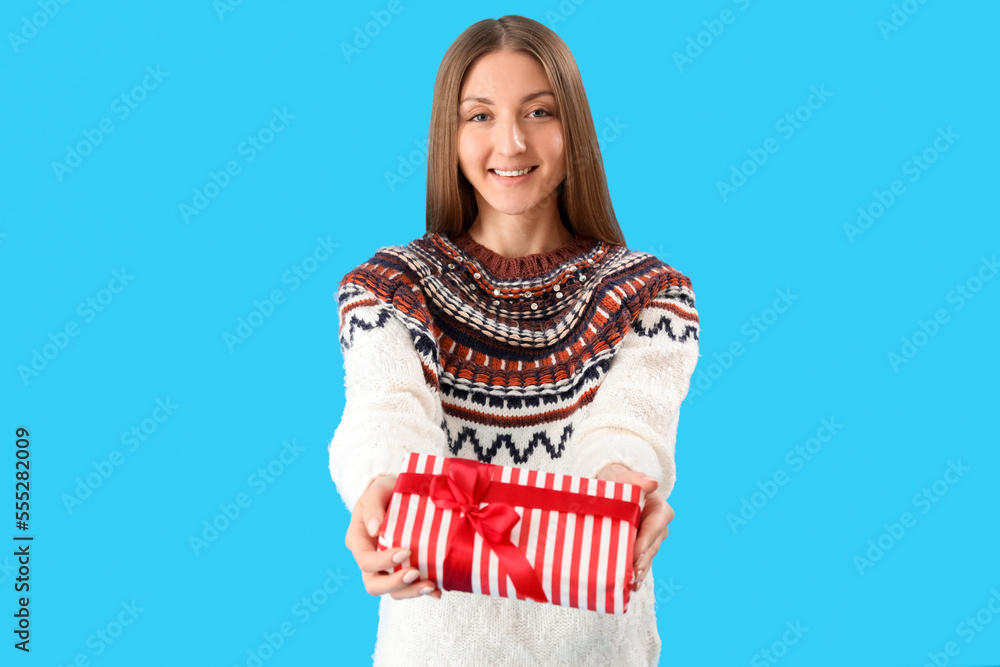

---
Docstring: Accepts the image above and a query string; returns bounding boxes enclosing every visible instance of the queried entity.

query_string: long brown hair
[425,15,627,247]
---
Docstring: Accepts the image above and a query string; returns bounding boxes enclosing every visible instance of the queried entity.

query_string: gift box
[376,453,645,614]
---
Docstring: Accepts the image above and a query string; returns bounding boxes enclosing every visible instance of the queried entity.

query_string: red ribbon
[393,458,642,604]
[428,458,549,603]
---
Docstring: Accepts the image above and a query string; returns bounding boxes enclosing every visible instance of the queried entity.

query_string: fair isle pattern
[337,231,699,468]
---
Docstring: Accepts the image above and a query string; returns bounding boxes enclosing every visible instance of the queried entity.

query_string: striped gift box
[376,452,645,614]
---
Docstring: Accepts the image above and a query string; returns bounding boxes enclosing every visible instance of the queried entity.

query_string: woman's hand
[595,462,675,592]
[344,474,442,600]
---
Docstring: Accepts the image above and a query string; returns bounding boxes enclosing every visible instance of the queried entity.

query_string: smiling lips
[490,166,537,177]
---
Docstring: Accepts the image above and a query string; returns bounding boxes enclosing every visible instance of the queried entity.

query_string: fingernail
[636,569,645,584]
[366,517,380,536]
[392,549,411,564]
[419,586,435,595]
[402,569,419,584]
[636,578,643,591]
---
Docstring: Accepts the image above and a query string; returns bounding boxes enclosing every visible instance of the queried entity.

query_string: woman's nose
[494,117,526,154]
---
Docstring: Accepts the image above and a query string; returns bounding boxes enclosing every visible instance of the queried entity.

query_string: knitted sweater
[328,228,700,666]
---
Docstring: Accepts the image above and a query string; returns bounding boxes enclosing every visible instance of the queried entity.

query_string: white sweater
[328,229,700,665]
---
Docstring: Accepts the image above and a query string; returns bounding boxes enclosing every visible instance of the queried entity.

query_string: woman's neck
[464,218,576,258]
[449,225,594,280]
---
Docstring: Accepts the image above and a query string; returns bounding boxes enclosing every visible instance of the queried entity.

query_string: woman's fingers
[349,521,440,599]
[357,475,396,535]
[362,566,440,599]
[344,506,369,553]
[591,464,676,592]
[641,498,671,547]
[631,494,675,591]
[344,475,441,600]
[346,506,415,575]
[346,475,398,552]
[360,545,414,576]
[635,496,674,555]
[345,505,383,560]
[388,573,442,600]
[595,463,659,494]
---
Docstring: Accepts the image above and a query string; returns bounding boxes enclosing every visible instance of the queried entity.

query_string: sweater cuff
[330,441,409,514]
[573,431,666,482]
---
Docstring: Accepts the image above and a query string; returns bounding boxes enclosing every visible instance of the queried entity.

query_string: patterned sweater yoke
[332,229,700,509]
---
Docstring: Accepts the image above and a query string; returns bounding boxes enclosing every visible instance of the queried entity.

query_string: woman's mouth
[489,165,537,183]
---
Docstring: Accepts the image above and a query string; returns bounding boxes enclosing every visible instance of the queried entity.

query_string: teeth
[492,166,534,177]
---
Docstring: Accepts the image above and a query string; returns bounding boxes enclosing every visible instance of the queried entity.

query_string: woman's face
[456,50,566,223]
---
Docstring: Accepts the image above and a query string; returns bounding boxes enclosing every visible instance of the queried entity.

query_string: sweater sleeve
[327,279,448,514]
[570,277,700,498]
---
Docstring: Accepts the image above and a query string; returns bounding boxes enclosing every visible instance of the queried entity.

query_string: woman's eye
[467,109,552,122]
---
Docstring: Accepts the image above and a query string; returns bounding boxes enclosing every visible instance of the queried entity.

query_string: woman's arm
[571,279,700,499]
[327,280,448,514]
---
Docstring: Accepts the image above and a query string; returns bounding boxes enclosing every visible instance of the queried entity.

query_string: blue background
[2,1,998,665]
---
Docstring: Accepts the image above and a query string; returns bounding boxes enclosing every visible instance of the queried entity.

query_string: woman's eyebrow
[460,90,554,106]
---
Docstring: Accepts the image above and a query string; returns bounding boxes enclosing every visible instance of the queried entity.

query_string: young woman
[329,15,700,665]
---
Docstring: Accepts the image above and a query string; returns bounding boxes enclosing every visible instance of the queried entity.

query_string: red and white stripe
[378,453,643,615]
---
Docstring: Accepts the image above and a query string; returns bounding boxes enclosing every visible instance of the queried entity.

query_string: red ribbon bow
[430,458,549,603]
